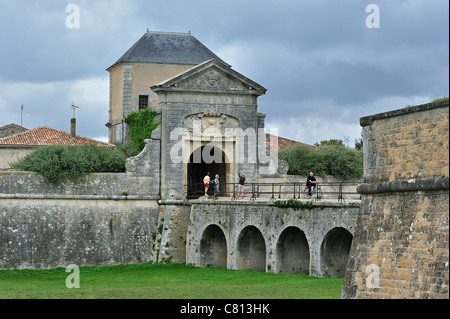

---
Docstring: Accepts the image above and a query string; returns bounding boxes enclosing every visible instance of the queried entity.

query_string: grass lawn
[0,263,344,299]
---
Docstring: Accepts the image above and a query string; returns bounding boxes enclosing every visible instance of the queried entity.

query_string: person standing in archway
[203,172,211,196]
[213,174,220,199]
[238,172,246,199]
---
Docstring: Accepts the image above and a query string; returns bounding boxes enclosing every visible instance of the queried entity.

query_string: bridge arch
[276,226,310,274]
[199,224,228,268]
[236,225,266,271]
[320,227,353,277]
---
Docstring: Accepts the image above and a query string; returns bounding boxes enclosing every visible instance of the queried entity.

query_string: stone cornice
[357,177,449,194]
[360,100,449,127]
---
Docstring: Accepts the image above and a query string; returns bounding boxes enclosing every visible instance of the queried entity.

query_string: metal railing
[185,181,361,202]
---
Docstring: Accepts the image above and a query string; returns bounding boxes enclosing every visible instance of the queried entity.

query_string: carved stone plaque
[183,112,241,137]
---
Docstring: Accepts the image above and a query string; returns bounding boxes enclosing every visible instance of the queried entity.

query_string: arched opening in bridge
[187,145,227,199]
[200,224,227,268]
[320,227,353,277]
[276,226,310,274]
[236,226,266,271]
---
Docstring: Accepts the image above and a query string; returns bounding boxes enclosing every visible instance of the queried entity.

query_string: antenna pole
[20,104,23,126]
[72,104,79,118]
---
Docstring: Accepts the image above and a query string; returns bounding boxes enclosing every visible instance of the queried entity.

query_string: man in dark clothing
[306,172,318,196]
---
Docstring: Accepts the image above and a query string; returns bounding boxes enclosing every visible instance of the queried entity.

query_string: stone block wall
[0,171,161,269]
[342,100,449,299]
[0,198,160,269]
[360,101,449,182]
[0,171,159,198]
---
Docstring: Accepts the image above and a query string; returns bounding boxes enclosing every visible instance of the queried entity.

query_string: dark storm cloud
[0,0,448,145]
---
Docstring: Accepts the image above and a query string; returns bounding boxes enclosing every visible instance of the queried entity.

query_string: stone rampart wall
[341,100,449,299]
[0,171,161,269]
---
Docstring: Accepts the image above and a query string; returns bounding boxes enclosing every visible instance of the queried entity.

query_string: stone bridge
[184,200,359,277]
[0,171,359,278]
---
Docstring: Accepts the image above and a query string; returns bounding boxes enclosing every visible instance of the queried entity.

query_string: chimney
[70,118,77,139]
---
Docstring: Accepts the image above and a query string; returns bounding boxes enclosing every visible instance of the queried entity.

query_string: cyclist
[306,172,318,196]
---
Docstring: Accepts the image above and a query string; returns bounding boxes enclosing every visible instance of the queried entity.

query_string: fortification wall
[0,171,159,198]
[0,172,161,269]
[341,100,449,299]
[0,170,361,273]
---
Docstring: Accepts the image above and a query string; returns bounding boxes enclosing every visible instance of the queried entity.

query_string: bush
[274,199,315,210]
[124,108,160,150]
[114,140,141,158]
[12,144,127,183]
[279,144,363,180]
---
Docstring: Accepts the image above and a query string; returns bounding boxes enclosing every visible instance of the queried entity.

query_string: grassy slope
[0,263,344,299]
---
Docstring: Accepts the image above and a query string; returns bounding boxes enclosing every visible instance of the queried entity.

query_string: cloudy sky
[0,0,448,146]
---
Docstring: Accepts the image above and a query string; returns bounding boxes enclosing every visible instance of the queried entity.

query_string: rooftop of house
[108,30,229,70]
[0,123,29,138]
[265,133,315,152]
[0,125,114,148]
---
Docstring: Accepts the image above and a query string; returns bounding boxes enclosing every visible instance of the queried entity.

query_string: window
[139,95,149,110]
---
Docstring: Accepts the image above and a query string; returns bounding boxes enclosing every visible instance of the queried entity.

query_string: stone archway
[236,226,266,271]
[320,227,353,277]
[200,225,227,268]
[187,145,227,198]
[276,226,310,274]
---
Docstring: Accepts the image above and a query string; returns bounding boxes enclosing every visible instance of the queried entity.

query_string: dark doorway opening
[320,227,353,277]
[187,145,227,199]
[200,225,227,268]
[276,226,310,274]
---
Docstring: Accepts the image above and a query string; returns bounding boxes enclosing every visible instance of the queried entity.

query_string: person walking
[237,172,246,199]
[213,174,220,199]
[203,172,211,196]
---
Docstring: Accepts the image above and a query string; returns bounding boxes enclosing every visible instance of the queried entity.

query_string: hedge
[12,144,128,183]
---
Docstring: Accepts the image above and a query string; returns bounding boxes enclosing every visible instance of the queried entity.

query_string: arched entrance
[236,226,266,271]
[320,227,353,277]
[276,227,310,274]
[200,225,227,268]
[187,145,227,198]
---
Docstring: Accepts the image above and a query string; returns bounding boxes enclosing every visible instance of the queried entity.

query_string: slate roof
[108,31,229,70]
[0,126,114,147]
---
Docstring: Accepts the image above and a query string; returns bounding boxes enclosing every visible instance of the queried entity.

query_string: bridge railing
[185,181,361,202]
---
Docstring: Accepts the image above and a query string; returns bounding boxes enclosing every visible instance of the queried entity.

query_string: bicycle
[303,182,323,200]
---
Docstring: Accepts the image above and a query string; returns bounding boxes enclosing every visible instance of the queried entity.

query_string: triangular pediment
[151,59,266,96]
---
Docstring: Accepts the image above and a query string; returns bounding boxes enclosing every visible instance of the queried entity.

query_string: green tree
[354,138,363,151]
[279,144,363,180]
[314,139,344,147]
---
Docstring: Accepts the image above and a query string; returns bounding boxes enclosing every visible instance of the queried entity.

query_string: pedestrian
[237,172,246,199]
[214,174,220,199]
[306,172,318,196]
[203,172,211,196]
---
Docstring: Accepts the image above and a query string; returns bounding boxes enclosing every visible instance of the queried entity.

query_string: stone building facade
[105,30,229,143]
[341,100,449,299]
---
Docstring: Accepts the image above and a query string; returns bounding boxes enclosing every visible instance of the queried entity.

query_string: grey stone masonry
[151,59,267,200]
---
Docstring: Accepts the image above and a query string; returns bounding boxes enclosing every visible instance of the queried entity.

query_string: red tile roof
[265,133,315,152]
[0,126,113,147]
